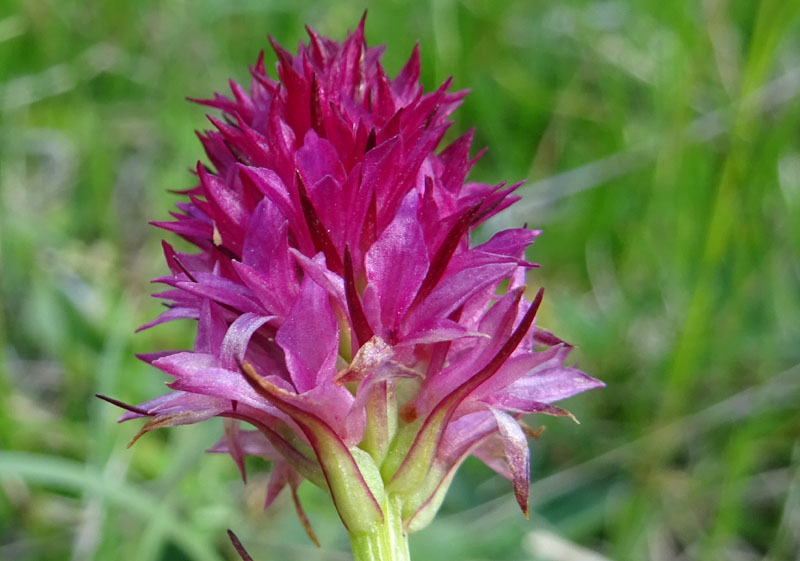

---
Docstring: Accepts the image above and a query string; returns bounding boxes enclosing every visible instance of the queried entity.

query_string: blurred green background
[1,0,799,560]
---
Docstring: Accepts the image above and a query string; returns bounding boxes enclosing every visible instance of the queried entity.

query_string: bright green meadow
[1,1,799,560]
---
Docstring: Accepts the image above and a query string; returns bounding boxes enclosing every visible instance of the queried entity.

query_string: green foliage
[1,0,799,559]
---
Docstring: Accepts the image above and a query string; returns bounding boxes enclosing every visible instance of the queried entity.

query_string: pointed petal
[127,408,221,447]
[232,260,295,316]
[407,261,519,333]
[288,249,346,308]
[116,391,224,422]
[177,275,262,314]
[224,418,248,482]
[241,197,294,278]
[136,307,199,332]
[154,352,276,411]
[264,461,290,508]
[365,193,429,334]
[489,407,530,517]
[501,366,605,404]
[220,312,273,370]
[296,129,346,185]
[398,318,487,347]
[275,275,339,393]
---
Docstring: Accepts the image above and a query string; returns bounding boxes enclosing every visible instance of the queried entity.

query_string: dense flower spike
[109,16,603,559]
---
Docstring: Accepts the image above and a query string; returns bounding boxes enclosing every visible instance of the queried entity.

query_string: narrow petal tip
[227,529,255,561]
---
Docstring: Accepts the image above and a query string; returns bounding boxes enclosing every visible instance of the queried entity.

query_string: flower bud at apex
[105,13,604,559]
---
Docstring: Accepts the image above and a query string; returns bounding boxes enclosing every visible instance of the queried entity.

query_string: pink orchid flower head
[103,15,603,554]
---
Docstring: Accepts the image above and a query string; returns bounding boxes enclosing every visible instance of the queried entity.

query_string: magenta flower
[105,16,603,560]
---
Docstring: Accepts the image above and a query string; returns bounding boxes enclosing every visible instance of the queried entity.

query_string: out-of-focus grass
[1,0,799,560]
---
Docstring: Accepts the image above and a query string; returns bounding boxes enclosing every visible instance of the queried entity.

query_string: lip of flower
[100,16,605,542]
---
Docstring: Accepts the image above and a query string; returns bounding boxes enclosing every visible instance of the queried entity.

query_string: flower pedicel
[102,16,604,561]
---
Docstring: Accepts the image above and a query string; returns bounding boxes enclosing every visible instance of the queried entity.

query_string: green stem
[349,494,410,561]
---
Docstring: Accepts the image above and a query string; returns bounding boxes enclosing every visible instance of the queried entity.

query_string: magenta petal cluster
[117,18,603,539]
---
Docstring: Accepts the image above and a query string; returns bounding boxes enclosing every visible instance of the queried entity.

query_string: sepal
[240,361,386,534]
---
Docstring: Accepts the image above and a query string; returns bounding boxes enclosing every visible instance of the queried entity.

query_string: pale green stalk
[349,494,411,561]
